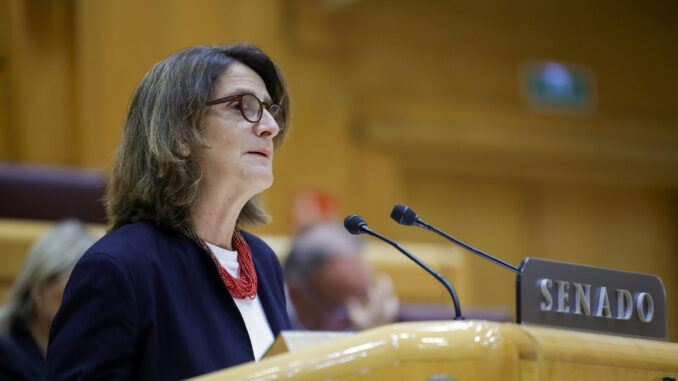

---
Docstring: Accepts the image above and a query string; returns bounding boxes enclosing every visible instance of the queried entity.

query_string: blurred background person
[0,220,96,381]
[284,222,399,331]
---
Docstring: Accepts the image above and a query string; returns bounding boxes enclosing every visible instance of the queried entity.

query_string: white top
[205,241,274,361]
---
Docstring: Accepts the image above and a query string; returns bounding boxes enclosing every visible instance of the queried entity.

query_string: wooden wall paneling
[260,55,355,235]
[361,109,678,188]
[6,0,75,164]
[350,146,405,238]
[401,171,530,313]
[0,0,9,160]
[74,0,181,169]
[527,184,678,340]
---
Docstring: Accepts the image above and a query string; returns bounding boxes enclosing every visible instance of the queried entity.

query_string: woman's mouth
[247,149,271,158]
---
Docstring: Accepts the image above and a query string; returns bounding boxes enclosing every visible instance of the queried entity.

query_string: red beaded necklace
[198,228,258,300]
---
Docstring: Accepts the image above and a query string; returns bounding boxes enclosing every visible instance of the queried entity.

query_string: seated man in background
[284,223,398,331]
[0,220,97,381]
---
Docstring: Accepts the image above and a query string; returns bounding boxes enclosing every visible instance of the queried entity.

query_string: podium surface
[191,320,678,380]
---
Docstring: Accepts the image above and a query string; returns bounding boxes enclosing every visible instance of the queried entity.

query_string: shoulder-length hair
[106,44,290,235]
[0,220,97,334]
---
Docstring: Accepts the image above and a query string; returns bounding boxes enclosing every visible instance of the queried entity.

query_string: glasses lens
[268,104,286,131]
[240,94,262,123]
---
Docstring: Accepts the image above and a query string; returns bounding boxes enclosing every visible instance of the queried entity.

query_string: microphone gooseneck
[390,205,520,274]
[343,214,464,320]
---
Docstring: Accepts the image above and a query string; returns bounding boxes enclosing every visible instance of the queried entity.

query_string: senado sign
[537,279,655,322]
[517,257,667,340]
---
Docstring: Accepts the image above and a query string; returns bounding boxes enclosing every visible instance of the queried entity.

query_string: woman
[0,220,97,381]
[45,44,291,380]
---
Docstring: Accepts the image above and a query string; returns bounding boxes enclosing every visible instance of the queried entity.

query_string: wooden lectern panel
[190,320,678,380]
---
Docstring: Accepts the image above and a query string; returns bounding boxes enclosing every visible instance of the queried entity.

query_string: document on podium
[263,330,353,358]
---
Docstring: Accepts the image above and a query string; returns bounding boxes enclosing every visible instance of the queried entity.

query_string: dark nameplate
[516,257,667,340]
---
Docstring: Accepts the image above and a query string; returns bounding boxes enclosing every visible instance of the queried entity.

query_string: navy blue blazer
[0,326,44,381]
[45,222,290,380]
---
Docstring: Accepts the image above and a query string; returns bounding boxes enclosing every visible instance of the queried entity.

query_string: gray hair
[0,220,97,334]
[283,223,363,289]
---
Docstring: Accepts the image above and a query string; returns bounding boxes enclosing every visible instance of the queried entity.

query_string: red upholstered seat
[0,163,106,223]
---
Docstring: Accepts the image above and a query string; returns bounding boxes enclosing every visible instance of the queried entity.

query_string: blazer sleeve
[264,243,291,330]
[0,337,34,381]
[45,252,139,380]
[272,253,291,326]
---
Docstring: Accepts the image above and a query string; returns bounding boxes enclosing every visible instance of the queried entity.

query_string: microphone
[343,214,464,320]
[391,205,520,273]
[344,214,367,235]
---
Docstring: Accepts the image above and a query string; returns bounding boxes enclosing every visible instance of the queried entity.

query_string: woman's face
[198,61,280,197]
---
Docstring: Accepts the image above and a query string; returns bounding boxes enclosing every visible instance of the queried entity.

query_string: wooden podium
[190,320,678,380]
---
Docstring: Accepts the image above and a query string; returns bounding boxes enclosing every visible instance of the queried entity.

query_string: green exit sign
[521,61,597,116]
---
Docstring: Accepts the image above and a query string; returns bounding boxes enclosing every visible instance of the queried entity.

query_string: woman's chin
[248,172,274,193]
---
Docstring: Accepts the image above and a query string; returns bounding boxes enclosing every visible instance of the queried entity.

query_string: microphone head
[390,204,418,226]
[344,215,367,235]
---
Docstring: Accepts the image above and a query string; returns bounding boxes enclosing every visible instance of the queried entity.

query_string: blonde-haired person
[46,44,291,380]
[0,220,96,381]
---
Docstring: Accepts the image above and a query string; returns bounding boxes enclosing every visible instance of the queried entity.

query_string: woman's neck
[190,186,250,250]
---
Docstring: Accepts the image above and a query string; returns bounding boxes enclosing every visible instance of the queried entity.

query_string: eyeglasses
[206,93,286,132]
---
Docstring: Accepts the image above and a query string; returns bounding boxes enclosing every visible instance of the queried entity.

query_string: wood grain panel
[6,0,75,164]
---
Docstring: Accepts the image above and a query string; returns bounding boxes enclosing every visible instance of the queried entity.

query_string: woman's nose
[254,109,280,138]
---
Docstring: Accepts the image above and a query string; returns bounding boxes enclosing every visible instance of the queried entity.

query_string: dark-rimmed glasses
[206,93,286,132]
